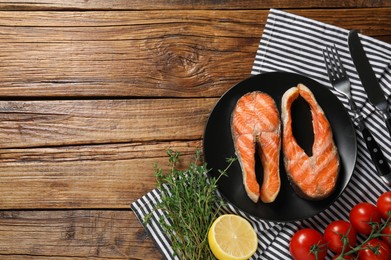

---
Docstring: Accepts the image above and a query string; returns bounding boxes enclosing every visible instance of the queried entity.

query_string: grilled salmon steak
[231,91,281,203]
[281,84,339,200]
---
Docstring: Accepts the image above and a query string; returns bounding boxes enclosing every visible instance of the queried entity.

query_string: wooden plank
[0,210,163,259]
[0,99,216,148]
[0,9,390,97]
[0,141,201,209]
[0,0,390,10]
[0,10,263,98]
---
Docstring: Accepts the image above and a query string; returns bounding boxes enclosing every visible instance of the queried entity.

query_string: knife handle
[361,126,391,185]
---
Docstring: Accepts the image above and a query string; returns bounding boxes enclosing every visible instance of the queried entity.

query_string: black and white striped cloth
[131,9,391,259]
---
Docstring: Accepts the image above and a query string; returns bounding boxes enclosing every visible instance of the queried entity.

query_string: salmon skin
[281,84,340,200]
[231,91,281,203]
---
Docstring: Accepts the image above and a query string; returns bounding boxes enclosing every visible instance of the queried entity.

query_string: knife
[348,30,391,137]
[356,117,391,186]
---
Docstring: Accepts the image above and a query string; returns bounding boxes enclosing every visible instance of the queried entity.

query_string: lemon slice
[208,214,258,260]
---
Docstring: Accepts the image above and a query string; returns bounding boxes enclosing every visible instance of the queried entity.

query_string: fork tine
[323,44,356,110]
[323,48,335,80]
[323,46,338,80]
[323,44,346,81]
[330,45,346,77]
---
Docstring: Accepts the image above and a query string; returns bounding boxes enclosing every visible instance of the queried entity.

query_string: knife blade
[348,30,391,136]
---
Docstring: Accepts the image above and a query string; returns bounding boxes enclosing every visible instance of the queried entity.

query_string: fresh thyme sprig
[145,149,236,260]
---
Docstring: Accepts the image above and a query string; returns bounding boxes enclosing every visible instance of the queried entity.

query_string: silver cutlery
[348,30,391,138]
[323,44,391,186]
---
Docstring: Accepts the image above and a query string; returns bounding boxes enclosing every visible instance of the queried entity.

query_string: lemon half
[208,214,258,260]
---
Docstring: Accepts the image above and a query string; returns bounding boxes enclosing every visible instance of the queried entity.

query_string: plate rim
[203,71,358,222]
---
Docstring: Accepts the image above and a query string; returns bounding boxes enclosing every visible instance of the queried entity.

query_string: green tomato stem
[342,214,391,257]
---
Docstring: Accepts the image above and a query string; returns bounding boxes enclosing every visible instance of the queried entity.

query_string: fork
[323,44,391,186]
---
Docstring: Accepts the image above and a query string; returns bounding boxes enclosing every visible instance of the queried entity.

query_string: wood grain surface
[0,140,200,209]
[1,1,391,258]
[0,9,390,97]
[0,0,390,10]
[0,99,215,148]
[0,210,163,259]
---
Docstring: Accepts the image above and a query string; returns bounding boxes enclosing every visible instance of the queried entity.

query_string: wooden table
[0,1,390,259]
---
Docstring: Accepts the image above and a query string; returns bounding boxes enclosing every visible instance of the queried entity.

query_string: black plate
[203,72,357,222]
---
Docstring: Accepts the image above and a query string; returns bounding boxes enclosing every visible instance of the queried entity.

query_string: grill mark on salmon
[231,91,281,203]
[281,84,340,200]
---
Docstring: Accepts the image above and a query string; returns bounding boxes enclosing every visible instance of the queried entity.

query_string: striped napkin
[131,9,391,259]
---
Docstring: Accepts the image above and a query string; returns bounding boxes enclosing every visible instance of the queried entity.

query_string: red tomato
[358,238,391,260]
[377,191,391,220]
[324,220,357,253]
[381,223,391,247]
[289,228,327,260]
[349,202,382,235]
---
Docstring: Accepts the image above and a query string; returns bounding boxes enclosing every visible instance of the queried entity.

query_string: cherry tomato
[381,223,391,247]
[358,238,391,260]
[324,220,357,253]
[377,191,391,220]
[349,202,382,235]
[289,228,327,260]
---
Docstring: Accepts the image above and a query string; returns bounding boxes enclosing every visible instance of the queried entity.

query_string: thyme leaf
[145,149,236,260]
